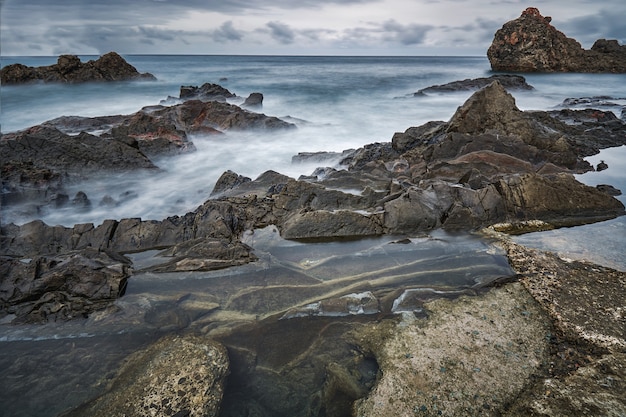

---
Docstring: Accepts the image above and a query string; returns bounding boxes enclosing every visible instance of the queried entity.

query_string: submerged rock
[488,8,626,72]
[61,334,229,417]
[0,52,156,84]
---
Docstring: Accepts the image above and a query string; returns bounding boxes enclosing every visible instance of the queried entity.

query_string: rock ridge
[0,52,157,84]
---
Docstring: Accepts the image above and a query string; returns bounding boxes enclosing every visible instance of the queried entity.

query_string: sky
[1,0,626,56]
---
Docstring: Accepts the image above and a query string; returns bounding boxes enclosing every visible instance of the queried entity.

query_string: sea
[1,55,625,417]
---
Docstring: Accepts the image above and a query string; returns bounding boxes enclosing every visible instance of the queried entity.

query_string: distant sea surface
[1,55,625,268]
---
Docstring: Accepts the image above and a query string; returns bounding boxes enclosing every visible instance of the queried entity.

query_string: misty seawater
[1,55,626,416]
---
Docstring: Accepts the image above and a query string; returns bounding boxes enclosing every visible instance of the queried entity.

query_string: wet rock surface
[0,52,156,84]
[354,282,551,417]
[488,8,626,73]
[414,74,533,95]
[60,334,229,417]
[2,80,626,323]
[353,238,626,417]
[0,248,131,323]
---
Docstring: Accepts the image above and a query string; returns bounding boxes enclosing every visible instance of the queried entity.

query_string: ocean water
[1,56,625,416]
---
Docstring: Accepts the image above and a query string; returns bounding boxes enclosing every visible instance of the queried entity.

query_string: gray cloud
[266,21,296,44]
[380,20,433,45]
[561,9,626,47]
[212,21,244,42]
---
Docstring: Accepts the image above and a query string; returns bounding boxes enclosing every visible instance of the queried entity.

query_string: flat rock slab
[354,238,626,417]
[353,282,551,416]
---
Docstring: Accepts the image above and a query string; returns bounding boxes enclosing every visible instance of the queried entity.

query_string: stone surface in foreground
[354,239,626,416]
[61,334,229,417]
[353,282,551,416]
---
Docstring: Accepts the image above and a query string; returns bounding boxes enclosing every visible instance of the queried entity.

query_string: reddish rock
[488,8,626,72]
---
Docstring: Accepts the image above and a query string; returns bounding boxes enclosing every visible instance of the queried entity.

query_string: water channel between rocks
[0,227,514,417]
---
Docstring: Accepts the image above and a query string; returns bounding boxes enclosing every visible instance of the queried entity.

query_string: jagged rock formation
[488,7,626,72]
[0,52,157,84]
[0,98,295,217]
[0,249,131,323]
[2,81,625,323]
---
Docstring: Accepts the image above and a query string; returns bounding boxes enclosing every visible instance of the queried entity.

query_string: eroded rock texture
[61,334,230,417]
[488,7,626,72]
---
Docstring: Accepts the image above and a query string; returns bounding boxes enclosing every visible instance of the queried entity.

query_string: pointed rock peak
[446,81,526,136]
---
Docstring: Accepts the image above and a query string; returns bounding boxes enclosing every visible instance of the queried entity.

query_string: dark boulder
[243,92,264,107]
[488,8,626,72]
[211,170,252,196]
[0,52,156,84]
[0,249,131,323]
[179,83,236,102]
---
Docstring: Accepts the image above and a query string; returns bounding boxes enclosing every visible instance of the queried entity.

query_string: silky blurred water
[1,56,625,416]
[2,55,625,229]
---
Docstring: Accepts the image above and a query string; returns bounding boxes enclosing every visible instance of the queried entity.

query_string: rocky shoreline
[354,236,626,416]
[2,42,626,415]
[3,78,625,323]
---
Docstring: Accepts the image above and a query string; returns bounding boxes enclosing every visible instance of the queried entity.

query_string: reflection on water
[514,146,626,272]
[0,229,513,417]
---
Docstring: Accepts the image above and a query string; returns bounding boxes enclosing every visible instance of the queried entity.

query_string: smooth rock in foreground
[353,282,551,416]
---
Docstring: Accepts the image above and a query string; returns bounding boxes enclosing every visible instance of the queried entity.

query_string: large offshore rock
[0,52,156,84]
[488,7,626,72]
[61,334,229,417]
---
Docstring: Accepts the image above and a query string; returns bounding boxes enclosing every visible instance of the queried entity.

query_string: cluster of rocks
[0,52,156,84]
[488,7,626,72]
[0,90,293,220]
[166,82,264,108]
[2,79,625,324]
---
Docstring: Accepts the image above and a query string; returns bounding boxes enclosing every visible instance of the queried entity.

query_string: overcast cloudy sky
[1,0,625,56]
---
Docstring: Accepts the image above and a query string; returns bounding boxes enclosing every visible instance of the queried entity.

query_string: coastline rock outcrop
[0,249,131,323]
[0,52,157,84]
[1,96,295,221]
[2,80,625,323]
[488,7,626,72]
[354,240,626,417]
[414,74,533,95]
